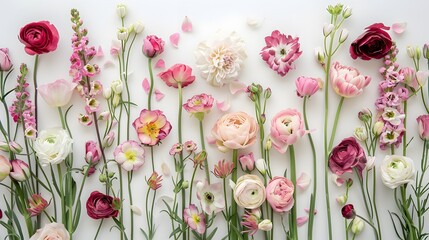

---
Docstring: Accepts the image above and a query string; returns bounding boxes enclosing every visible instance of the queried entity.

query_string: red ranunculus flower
[19,21,59,55]
[350,23,392,60]
[86,191,120,219]
[341,204,356,219]
[329,137,367,176]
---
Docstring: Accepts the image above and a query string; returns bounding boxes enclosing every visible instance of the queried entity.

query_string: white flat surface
[1,0,429,239]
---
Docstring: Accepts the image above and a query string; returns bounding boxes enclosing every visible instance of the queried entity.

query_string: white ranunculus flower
[34,128,73,167]
[30,222,70,240]
[195,31,247,87]
[233,174,266,209]
[380,155,415,189]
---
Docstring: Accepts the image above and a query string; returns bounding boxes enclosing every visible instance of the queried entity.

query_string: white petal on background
[392,22,407,34]
[297,172,311,190]
[96,46,104,58]
[247,17,264,28]
[161,162,171,177]
[103,60,115,68]
[182,16,193,32]
[130,205,142,216]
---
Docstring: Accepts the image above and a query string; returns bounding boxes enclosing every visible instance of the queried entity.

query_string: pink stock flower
[241,209,261,236]
[19,21,59,55]
[211,112,258,152]
[114,140,145,171]
[0,155,12,182]
[295,76,322,98]
[417,115,429,140]
[142,35,165,58]
[239,152,255,172]
[330,62,371,98]
[147,172,162,190]
[183,94,214,120]
[213,159,234,178]
[329,137,367,176]
[266,176,294,213]
[183,204,206,234]
[133,109,172,146]
[78,114,93,126]
[10,159,30,182]
[38,79,77,107]
[27,194,49,217]
[85,141,101,165]
[270,109,307,153]
[260,30,302,77]
[158,64,196,88]
[0,48,12,71]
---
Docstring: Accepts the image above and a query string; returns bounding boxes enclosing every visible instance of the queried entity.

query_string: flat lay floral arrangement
[0,2,428,240]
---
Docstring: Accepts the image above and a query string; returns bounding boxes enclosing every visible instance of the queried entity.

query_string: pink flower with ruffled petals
[158,64,196,88]
[260,30,302,77]
[329,137,367,176]
[270,109,307,153]
[241,209,261,236]
[133,109,172,146]
[213,159,234,178]
[114,140,145,171]
[239,152,255,172]
[330,62,371,98]
[183,93,214,117]
[266,176,294,213]
[142,35,165,58]
[85,140,101,165]
[183,204,206,234]
[27,194,49,217]
[295,76,322,98]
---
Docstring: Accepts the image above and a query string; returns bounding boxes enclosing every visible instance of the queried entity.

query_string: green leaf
[169,227,182,238]
[72,201,81,230]
[140,228,149,240]
[206,227,218,240]
[229,224,244,240]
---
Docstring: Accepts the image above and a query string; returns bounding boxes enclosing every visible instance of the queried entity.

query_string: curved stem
[355,215,380,240]
[199,120,210,184]
[145,188,151,237]
[148,58,154,110]
[188,166,198,205]
[93,220,104,240]
[372,170,382,240]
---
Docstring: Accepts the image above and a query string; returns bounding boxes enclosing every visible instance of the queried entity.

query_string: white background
[1,0,429,239]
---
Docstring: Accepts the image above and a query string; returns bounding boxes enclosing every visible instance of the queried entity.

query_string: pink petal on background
[96,46,104,57]
[392,22,407,34]
[182,16,193,32]
[332,174,345,187]
[155,89,165,101]
[155,59,165,69]
[297,216,309,227]
[142,78,150,94]
[229,81,247,94]
[206,136,217,145]
[216,99,230,112]
[304,208,318,215]
[297,172,311,190]
[103,60,115,68]
[170,33,180,48]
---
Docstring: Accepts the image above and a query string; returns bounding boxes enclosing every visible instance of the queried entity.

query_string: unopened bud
[258,219,272,231]
[416,47,421,60]
[336,194,348,205]
[323,23,334,37]
[351,217,365,235]
[407,46,415,58]
[116,3,127,18]
[353,126,367,142]
[255,158,266,175]
[99,174,107,182]
[0,141,9,152]
[182,180,189,189]
[264,88,272,99]
[373,121,384,135]
[339,29,348,43]
[315,47,325,64]
[342,6,352,18]
[265,138,272,150]
[423,44,429,59]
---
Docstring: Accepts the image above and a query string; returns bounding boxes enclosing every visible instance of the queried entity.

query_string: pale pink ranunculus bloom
[113,140,145,171]
[295,76,323,98]
[417,114,429,140]
[265,176,294,213]
[233,174,266,209]
[270,109,306,153]
[211,112,258,152]
[158,64,196,88]
[133,109,172,146]
[0,155,12,182]
[38,79,77,107]
[330,62,371,98]
[30,222,70,240]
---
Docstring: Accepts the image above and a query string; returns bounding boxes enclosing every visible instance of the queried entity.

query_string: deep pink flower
[213,159,234,178]
[260,30,302,77]
[350,23,392,60]
[341,204,356,219]
[147,172,162,190]
[0,48,12,71]
[417,115,429,140]
[330,62,371,98]
[19,21,59,55]
[329,137,367,176]
[158,64,196,88]
[10,159,30,182]
[241,209,261,236]
[270,109,307,153]
[142,35,165,58]
[86,191,120,219]
[295,76,322,98]
[238,152,255,172]
[265,176,294,213]
[183,204,206,234]
[183,93,214,119]
[27,194,49,217]
[133,109,172,146]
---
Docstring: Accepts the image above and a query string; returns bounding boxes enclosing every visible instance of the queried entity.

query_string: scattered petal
[297,172,311,190]
[110,40,121,56]
[247,17,264,28]
[229,81,247,94]
[206,136,216,145]
[229,179,236,190]
[332,174,345,187]
[169,33,180,48]
[392,22,407,34]
[304,208,318,215]
[156,195,174,206]
[130,205,142,216]
[96,46,104,58]
[142,78,150,94]
[216,99,230,112]
[297,216,308,227]
[155,89,165,101]
[161,162,171,177]
[155,59,165,69]
[103,60,115,68]
[182,16,193,32]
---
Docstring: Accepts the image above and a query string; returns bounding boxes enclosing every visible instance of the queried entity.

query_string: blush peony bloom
[260,30,302,77]
[133,109,172,146]
[34,128,73,167]
[158,64,196,88]
[211,112,258,152]
[29,222,69,240]
[27,194,49,217]
[38,79,77,107]
[417,114,429,140]
[142,35,164,58]
[329,137,367,176]
[0,155,12,182]
[233,174,266,209]
[183,93,214,120]
[330,62,371,98]
[10,159,30,182]
[113,140,145,171]
[265,176,294,213]
[0,48,12,71]
[295,76,323,98]
[19,21,59,55]
[350,23,392,60]
[196,181,225,214]
[195,31,247,87]
[183,204,206,234]
[86,191,120,219]
[270,109,307,153]
[380,155,415,189]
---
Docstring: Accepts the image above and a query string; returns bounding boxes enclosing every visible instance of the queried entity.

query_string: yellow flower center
[124,150,136,162]
[140,122,160,138]
[192,214,200,223]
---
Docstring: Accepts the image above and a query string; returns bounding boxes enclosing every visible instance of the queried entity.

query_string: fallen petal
[155,89,165,101]
[216,99,230,112]
[304,208,318,215]
[130,205,142,216]
[169,33,180,48]
[142,78,150,94]
[297,216,308,227]
[247,17,264,28]
[392,22,407,34]
[229,81,247,94]
[297,172,311,190]
[155,59,165,69]
[182,16,193,32]
[96,46,104,57]
[161,162,171,177]
[103,60,115,68]
[332,174,345,187]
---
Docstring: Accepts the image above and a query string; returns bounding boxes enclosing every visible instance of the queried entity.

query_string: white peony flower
[34,128,73,167]
[195,31,247,87]
[380,155,415,189]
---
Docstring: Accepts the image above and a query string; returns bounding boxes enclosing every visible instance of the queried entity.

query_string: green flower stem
[118,165,124,240]
[199,120,211,184]
[148,58,154,110]
[150,146,155,174]
[150,189,157,239]
[230,149,239,240]
[344,219,349,240]
[0,71,11,141]
[328,97,344,150]
[93,219,104,240]
[57,164,66,225]
[400,185,416,240]
[420,86,429,114]
[303,96,317,240]
[128,171,134,240]
[177,82,186,240]
[33,54,39,130]
[403,100,408,156]
[372,170,382,240]
[188,166,198,205]
[289,145,298,240]
[222,178,230,240]
[145,187,151,237]
[355,215,380,240]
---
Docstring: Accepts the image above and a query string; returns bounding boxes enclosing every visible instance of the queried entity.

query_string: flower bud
[112,198,121,211]
[103,87,112,99]
[407,46,415,58]
[358,108,372,122]
[0,155,12,182]
[341,204,356,219]
[181,180,189,189]
[353,126,367,142]
[265,138,272,150]
[264,87,272,99]
[315,47,325,64]
[351,217,365,235]
[373,121,384,135]
[0,141,9,152]
[339,29,349,43]
[78,114,93,126]
[342,6,352,18]
[116,3,127,18]
[0,48,12,71]
[112,94,121,107]
[336,194,348,205]
[239,153,255,172]
[255,158,266,175]
[130,205,142,216]
[193,151,207,166]
[258,219,273,231]
[108,172,115,178]
[423,44,429,59]
[117,27,128,41]
[133,21,145,34]
[366,156,375,170]
[99,174,107,182]
[111,79,123,94]
[102,131,115,148]
[252,208,262,218]
[10,159,30,182]
[416,47,422,60]
[323,24,334,37]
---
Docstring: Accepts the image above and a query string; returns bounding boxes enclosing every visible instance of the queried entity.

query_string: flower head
[0,48,12,71]
[260,30,302,76]
[270,109,307,153]
[169,143,183,155]
[10,159,30,182]
[213,159,234,178]
[19,21,59,55]
[329,137,367,176]
[142,35,164,58]
[241,209,261,236]
[133,109,172,146]
[196,181,225,214]
[38,79,77,107]
[184,140,197,152]
[350,23,392,60]
[29,222,69,240]
[147,172,162,190]
[234,174,266,209]
[158,64,196,88]
[34,128,73,166]
[183,94,214,120]
[27,194,49,217]
[295,76,322,98]
[417,114,429,140]
[330,62,371,98]
[341,204,356,219]
[86,191,120,219]
[183,204,206,234]
[238,152,255,172]
[265,176,294,213]
[85,140,101,165]
[381,155,415,189]
[114,140,145,171]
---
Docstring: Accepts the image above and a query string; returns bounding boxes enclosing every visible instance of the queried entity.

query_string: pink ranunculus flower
[270,109,307,153]
[133,109,172,146]
[330,62,371,98]
[158,64,196,88]
[19,21,59,55]
[85,140,101,165]
[0,155,12,182]
[38,79,77,107]
[114,140,145,171]
[27,194,49,217]
[29,222,69,240]
[183,204,206,234]
[142,35,165,58]
[295,76,323,98]
[183,93,214,119]
[417,114,429,140]
[211,112,258,152]
[10,159,30,182]
[350,23,392,60]
[329,137,367,176]
[260,30,302,77]
[0,48,12,71]
[239,152,255,172]
[266,176,294,213]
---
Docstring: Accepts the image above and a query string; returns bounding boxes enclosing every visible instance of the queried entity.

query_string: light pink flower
[417,115,429,140]
[211,112,258,152]
[85,141,101,165]
[10,159,30,182]
[0,48,12,71]
[266,176,294,213]
[295,76,322,98]
[78,114,93,126]
[169,143,183,155]
[133,109,172,146]
[27,194,49,217]
[38,79,77,107]
[142,35,165,58]
[147,172,162,190]
[260,30,302,77]
[85,98,100,113]
[183,94,214,120]
[181,16,193,32]
[239,152,255,172]
[184,140,197,152]
[114,140,145,171]
[158,64,196,88]
[330,62,371,98]
[270,109,306,153]
[233,174,266,209]
[213,159,234,178]
[30,222,69,240]
[241,209,261,236]
[0,155,12,182]
[183,204,206,234]
[196,181,225,214]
